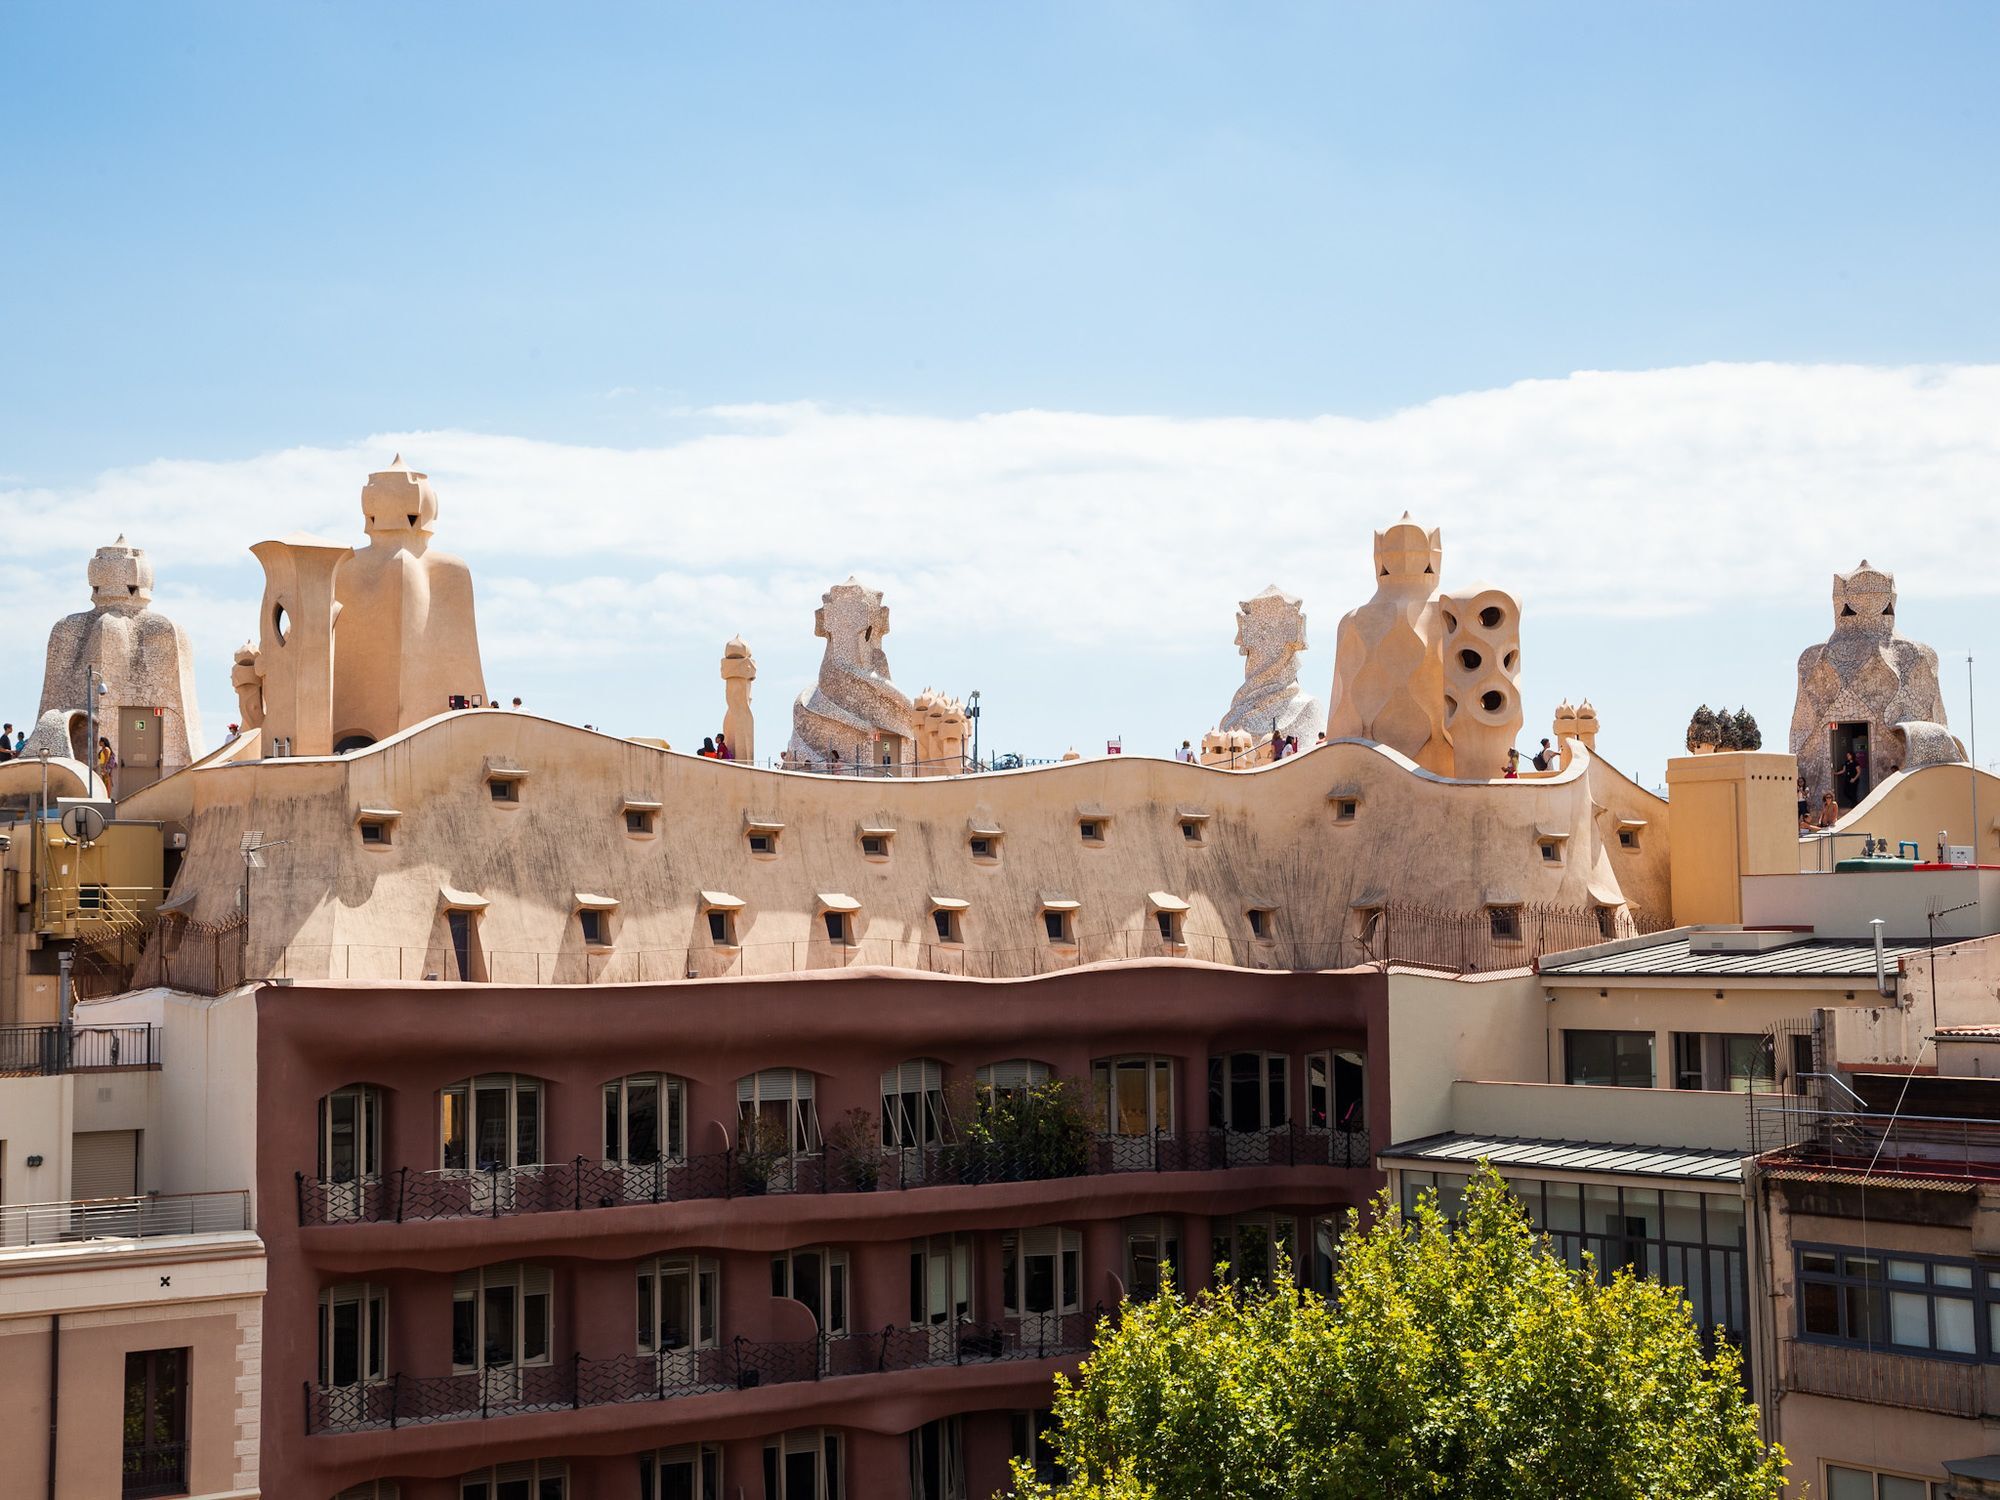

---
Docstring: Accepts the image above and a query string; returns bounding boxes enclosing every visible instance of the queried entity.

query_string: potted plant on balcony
[948,1076,1093,1184]
[825,1107,882,1191]
[735,1111,786,1196]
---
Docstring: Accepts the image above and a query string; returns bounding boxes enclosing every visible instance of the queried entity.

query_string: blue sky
[3,4,1998,783]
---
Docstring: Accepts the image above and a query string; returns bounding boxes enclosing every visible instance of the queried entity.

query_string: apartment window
[1306,1049,1367,1133]
[910,1417,966,1500]
[1092,1056,1173,1136]
[625,808,656,835]
[1538,837,1563,864]
[762,1431,842,1500]
[358,817,392,846]
[771,1248,848,1333]
[452,1264,553,1373]
[930,906,964,944]
[578,906,614,946]
[822,909,852,944]
[748,831,778,856]
[1214,1214,1297,1288]
[1011,1411,1064,1486]
[860,833,890,858]
[1154,909,1184,944]
[910,1233,973,1325]
[486,774,523,804]
[1563,1031,1654,1088]
[1247,907,1274,940]
[1671,1033,1777,1093]
[975,1059,1051,1111]
[1078,818,1105,844]
[969,833,1001,861]
[1798,1246,1979,1358]
[122,1347,188,1498]
[739,1069,821,1154]
[706,908,738,946]
[441,1075,541,1171]
[1307,1214,1341,1297]
[638,1255,719,1352]
[319,1283,388,1388]
[1825,1465,1948,1500]
[604,1074,686,1164]
[1208,1051,1289,1132]
[1125,1216,1180,1301]
[1487,904,1522,942]
[1042,907,1075,944]
[460,1461,566,1500]
[639,1447,723,1500]
[1003,1227,1083,1319]
[1334,798,1358,822]
[318,1083,382,1183]
[882,1060,951,1150]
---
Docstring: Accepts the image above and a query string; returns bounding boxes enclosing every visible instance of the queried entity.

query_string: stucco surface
[1219,585,1324,745]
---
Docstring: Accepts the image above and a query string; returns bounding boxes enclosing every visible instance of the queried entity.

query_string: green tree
[1007,1165,1783,1500]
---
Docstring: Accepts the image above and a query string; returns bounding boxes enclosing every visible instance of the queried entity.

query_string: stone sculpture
[721,637,756,762]
[912,689,969,770]
[37,537,204,785]
[1200,728,1253,768]
[789,579,916,771]
[1790,560,1954,811]
[1220,586,1325,748]
[1326,516,1451,774]
[1439,585,1523,779]
[232,642,264,730]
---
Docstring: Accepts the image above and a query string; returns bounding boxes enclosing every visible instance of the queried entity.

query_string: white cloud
[4,362,1997,770]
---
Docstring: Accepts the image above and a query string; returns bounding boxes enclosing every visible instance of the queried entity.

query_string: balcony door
[122,1347,188,1498]
[453,1264,552,1407]
[1004,1228,1081,1348]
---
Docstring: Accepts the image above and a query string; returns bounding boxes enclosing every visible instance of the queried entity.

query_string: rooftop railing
[0,1189,251,1250]
[0,1023,160,1076]
[305,1310,1102,1434]
[297,1125,1374,1227]
[1754,1101,2000,1182]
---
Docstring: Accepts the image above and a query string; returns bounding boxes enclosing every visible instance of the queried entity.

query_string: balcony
[0,1022,160,1076]
[306,1311,1100,1435]
[1782,1338,1987,1417]
[297,1126,1374,1228]
[0,1189,251,1250]
[1755,1103,2000,1184]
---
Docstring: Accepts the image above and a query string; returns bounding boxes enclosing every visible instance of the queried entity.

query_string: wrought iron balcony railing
[0,1023,160,1076]
[297,1126,1373,1227]
[306,1311,1101,1434]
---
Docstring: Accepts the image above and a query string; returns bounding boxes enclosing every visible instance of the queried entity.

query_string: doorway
[1829,722,1871,809]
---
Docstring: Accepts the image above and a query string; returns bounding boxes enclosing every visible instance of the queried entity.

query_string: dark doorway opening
[1829,722,1870,808]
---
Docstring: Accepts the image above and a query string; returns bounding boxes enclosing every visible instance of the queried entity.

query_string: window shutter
[740,1068,814,1103]
[979,1059,1048,1090]
[881,1060,941,1095]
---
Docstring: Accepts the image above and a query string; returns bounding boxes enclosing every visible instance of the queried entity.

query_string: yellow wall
[1832,761,2000,865]
[1666,751,1799,926]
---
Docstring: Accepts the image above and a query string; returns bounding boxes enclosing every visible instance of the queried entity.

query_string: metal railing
[0,1023,159,1076]
[305,1309,1102,1434]
[122,1439,190,1498]
[297,1125,1374,1227]
[0,1189,251,1249]
[1754,1103,2000,1181]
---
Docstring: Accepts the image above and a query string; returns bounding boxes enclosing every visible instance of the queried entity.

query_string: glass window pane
[476,1085,509,1168]
[1307,1054,1329,1130]
[1887,1259,1926,1283]
[484,1285,516,1367]
[442,1088,468,1171]
[331,1299,360,1386]
[516,1085,540,1167]
[1880,1479,1929,1500]
[1153,1063,1172,1134]
[523,1290,549,1362]
[329,1092,358,1182]
[629,1081,660,1163]
[1115,1063,1148,1136]
[1825,1470,1874,1500]
[1936,1296,1975,1354]
[604,1086,621,1161]
[1025,1251,1054,1313]
[1801,1279,1840,1336]
[1890,1290,1930,1347]
[1936,1263,1973,1288]
[453,1293,477,1367]
[1267,1054,1288,1126]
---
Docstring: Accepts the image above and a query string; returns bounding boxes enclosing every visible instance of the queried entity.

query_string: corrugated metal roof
[1379,1131,1745,1183]
[1540,935,1921,978]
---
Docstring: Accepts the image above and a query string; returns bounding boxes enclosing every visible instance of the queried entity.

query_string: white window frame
[319,1281,388,1388]
[460,1461,565,1500]
[882,1060,952,1150]
[1208,1051,1289,1133]
[637,1255,719,1353]
[441,1074,542,1172]
[1213,1213,1297,1287]
[909,1416,967,1500]
[1305,1049,1367,1133]
[1822,1464,1947,1500]
[771,1247,849,1334]
[319,1083,382,1183]
[738,1068,821,1154]
[604,1074,687,1164]
[1041,906,1076,945]
[1092,1056,1174,1137]
[1124,1216,1180,1302]
[762,1430,842,1500]
[640,1446,723,1500]
[452,1264,553,1373]
[910,1233,974,1327]
[975,1059,1051,1112]
[1002,1227,1083,1318]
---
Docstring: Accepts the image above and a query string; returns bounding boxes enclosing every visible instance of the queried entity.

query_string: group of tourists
[0,723,24,761]
[696,732,736,760]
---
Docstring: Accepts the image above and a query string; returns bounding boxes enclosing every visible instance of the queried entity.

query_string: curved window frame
[441,1075,543,1173]
[604,1074,687,1165]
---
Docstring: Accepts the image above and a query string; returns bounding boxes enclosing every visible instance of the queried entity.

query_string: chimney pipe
[1871,917,1892,998]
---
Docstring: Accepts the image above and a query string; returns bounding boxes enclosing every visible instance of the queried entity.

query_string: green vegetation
[1007,1164,1784,1500]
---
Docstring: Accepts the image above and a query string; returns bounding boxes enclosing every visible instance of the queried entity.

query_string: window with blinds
[882,1060,951,1149]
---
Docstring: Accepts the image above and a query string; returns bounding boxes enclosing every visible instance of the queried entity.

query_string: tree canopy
[1007,1165,1784,1500]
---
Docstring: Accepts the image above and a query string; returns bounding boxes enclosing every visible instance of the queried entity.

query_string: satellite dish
[60,806,107,845]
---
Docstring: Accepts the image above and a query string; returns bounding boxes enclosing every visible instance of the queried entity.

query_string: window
[1180,818,1206,843]
[1671,1033,1777,1093]
[706,908,737,945]
[1011,1411,1064,1486]
[931,906,963,944]
[1487,905,1522,942]
[1538,837,1563,863]
[1306,1215,1341,1297]
[319,1084,382,1182]
[1078,819,1104,844]
[638,1256,719,1351]
[336,1485,401,1500]
[1798,1246,1979,1358]
[975,1059,1051,1111]
[441,1075,541,1170]
[1092,1056,1173,1136]
[822,910,852,944]
[910,1233,973,1325]
[1003,1227,1083,1319]
[748,831,778,856]
[969,833,1001,861]
[359,818,392,846]
[1352,906,1384,949]
[910,1417,966,1500]
[1247,907,1273,940]
[579,908,612,946]
[771,1248,848,1333]
[1595,904,1619,939]
[487,775,522,804]
[1334,798,1358,821]
[1042,907,1075,944]
[460,1461,566,1500]
[1825,1465,1948,1500]
[604,1074,686,1164]
[122,1347,187,1498]
[452,1264,553,1373]
[1307,1049,1367,1133]
[1564,1031,1654,1088]
[319,1283,388,1387]
[640,1447,723,1500]
[1214,1214,1296,1288]
[1125,1217,1180,1301]
[739,1068,820,1154]
[882,1060,952,1149]
[1208,1051,1289,1132]
[1617,827,1640,850]
[626,809,656,835]
[1154,909,1183,944]
[762,1431,842,1500]
[860,834,889,858]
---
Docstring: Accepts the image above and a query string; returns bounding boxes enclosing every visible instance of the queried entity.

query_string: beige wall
[1832,761,2000,866]
[0,1075,76,1206]
[1744,868,2000,942]
[1446,1078,1753,1152]
[146,989,259,1205]
[1383,969,1545,1143]
[1666,751,1799,927]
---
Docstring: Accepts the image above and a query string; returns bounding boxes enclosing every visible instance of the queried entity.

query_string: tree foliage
[1007,1166,1784,1500]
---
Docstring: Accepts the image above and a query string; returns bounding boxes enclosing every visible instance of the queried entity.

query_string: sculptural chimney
[721,637,756,762]
[1325,515,1451,773]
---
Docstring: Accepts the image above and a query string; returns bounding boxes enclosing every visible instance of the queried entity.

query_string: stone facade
[1219,585,1325,747]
